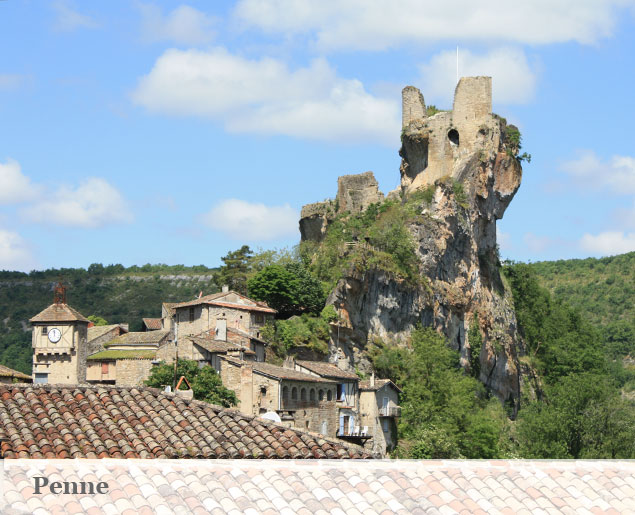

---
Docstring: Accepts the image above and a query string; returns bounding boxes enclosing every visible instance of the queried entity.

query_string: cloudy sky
[1,1,634,271]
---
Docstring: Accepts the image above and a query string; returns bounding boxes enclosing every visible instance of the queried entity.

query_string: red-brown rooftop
[0,384,370,459]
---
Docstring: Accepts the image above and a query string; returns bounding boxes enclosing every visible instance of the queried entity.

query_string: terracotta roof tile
[173,291,276,313]
[248,361,334,383]
[359,378,402,392]
[0,384,368,459]
[142,318,163,330]
[188,336,255,355]
[87,324,126,342]
[29,303,89,323]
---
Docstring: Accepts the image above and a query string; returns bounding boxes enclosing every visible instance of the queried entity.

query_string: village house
[219,357,340,437]
[86,330,170,386]
[359,376,402,455]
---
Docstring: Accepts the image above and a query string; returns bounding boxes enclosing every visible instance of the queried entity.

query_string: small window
[41,326,47,335]
[309,389,315,401]
[448,128,459,146]
[34,373,48,384]
[189,307,195,322]
[291,387,297,400]
[254,314,264,325]
[300,388,306,401]
[101,362,109,374]
[260,386,267,395]
[282,386,289,400]
[327,390,332,401]
[305,421,309,429]
[318,389,324,401]
[337,384,345,401]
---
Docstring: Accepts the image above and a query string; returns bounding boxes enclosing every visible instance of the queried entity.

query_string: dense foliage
[144,359,238,408]
[247,263,326,318]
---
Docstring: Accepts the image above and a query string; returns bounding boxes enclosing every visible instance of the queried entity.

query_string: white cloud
[22,178,132,229]
[580,231,635,255]
[560,150,635,195]
[0,229,36,272]
[234,0,634,50]
[0,75,26,91]
[139,3,215,45]
[523,232,559,253]
[131,48,399,144]
[419,47,537,105]
[0,159,39,204]
[202,199,298,241]
[52,1,98,31]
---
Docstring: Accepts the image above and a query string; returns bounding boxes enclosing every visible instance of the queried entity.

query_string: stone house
[290,359,364,442]
[220,357,340,437]
[171,289,276,342]
[0,364,31,384]
[30,296,90,385]
[86,330,170,386]
[359,376,402,455]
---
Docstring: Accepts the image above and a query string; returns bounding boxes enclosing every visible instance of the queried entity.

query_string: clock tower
[30,282,90,384]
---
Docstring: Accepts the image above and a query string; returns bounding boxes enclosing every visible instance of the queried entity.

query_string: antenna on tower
[456,45,459,84]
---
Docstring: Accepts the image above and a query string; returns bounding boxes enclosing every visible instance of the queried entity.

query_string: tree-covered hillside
[0,263,220,373]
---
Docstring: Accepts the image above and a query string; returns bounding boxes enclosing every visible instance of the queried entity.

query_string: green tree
[247,263,325,318]
[386,327,504,458]
[517,373,635,458]
[144,360,238,408]
[216,245,253,295]
[87,315,109,326]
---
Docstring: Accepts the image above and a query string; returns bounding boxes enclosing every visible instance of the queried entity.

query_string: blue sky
[1,1,634,272]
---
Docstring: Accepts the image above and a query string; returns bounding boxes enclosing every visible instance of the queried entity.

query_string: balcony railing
[379,406,401,417]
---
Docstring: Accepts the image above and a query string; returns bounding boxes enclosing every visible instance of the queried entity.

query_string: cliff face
[300,78,530,408]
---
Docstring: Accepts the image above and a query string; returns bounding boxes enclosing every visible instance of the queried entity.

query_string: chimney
[283,356,296,370]
[222,285,229,293]
[216,318,227,341]
[370,372,375,388]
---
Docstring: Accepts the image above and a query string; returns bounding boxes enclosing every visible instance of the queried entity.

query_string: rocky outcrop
[301,78,530,410]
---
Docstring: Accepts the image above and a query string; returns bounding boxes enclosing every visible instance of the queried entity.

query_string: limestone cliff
[299,77,531,409]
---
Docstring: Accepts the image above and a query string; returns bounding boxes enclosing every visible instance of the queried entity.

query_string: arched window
[318,389,324,401]
[448,128,459,146]
[291,387,297,400]
[300,388,306,401]
[309,389,315,401]
[327,390,332,401]
[282,386,289,400]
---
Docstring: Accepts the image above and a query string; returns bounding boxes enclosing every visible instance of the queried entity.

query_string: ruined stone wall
[336,172,384,214]
[402,86,425,127]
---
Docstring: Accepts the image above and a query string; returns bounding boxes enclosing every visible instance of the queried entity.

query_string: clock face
[48,328,61,343]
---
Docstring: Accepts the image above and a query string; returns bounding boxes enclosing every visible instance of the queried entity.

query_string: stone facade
[359,380,401,455]
[30,306,89,385]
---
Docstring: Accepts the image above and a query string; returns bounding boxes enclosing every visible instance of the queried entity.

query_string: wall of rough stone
[115,359,153,386]
[359,387,399,455]
[402,86,425,127]
[336,172,384,214]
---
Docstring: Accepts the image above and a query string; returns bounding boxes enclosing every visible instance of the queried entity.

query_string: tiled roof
[0,364,31,381]
[162,302,177,316]
[188,336,254,355]
[29,303,89,323]
[142,317,162,330]
[87,324,125,342]
[0,384,369,459]
[226,359,335,383]
[3,460,633,513]
[296,360,359,380]
[359,378,402,392]
[104,330,170,347]
[227,326,269,345]
[87,350,157,361]
[173,291,276,313]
